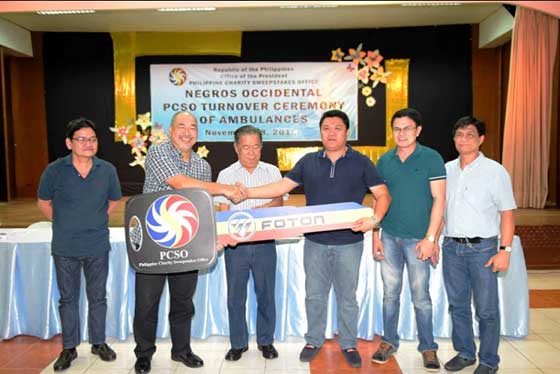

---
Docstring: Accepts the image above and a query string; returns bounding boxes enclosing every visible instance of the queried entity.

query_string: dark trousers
[53,253,109,349]
[225,241,277,349]
[133,270,198,358]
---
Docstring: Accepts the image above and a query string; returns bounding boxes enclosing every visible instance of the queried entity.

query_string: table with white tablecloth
[0,228,529,341]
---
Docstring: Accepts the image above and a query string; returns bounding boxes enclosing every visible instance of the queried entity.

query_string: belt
[448,237,482,244]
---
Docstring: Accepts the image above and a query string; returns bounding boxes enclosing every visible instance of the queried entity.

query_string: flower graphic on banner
[109,124,132,144]
[357,66,370,84]
[366,49,383,69]
[110,112,207,169]
[347,45,366,66]
[331,43,391,107]
[331,48,345,62]
[370,66,391,88]
[136,112,153,131]
[196,145,210,159]
[149,123,168,144]
[131,132,148,154]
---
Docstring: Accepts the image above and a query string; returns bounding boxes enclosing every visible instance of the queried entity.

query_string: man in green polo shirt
[371,108,446,372]
[38,118,122,371]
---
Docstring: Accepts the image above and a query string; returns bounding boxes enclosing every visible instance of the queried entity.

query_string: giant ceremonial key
[125,188,373,273]
[125,189,217,274]
[215,202,373,243]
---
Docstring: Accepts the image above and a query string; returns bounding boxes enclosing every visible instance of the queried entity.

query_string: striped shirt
[143,140,211,194]
[215,161,284,210]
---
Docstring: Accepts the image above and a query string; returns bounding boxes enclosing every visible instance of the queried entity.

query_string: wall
[8,32,48,198]
[43,26,472,195]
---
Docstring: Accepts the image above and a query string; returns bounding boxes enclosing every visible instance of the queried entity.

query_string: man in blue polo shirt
[38,118,122,371]
[245,109,391,368]
[371,108,446,371]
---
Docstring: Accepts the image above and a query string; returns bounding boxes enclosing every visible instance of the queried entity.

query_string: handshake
[223,182,249,204]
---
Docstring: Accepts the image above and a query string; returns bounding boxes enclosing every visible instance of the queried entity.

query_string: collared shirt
[37,154,122,257]
[443,152,516,238]
[143,140,211,194]
[285,145,385,245]
[377,143,446,239]
[214,160,284,210]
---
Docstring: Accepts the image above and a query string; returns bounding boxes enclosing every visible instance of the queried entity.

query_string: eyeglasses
[239,145,262,152]
[453,132,478,140]
[392,126,416,134]
[72,136,98,144]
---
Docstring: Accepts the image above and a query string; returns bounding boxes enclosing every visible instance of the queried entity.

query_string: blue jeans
[225,241,277,349]
[303,238,363,350]
[53,253,109,349]
[380,232,437,352]
[442,237,500,369]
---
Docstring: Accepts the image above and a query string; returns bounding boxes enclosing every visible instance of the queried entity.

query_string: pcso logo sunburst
[168,67,187,86]
[146,194,200,248]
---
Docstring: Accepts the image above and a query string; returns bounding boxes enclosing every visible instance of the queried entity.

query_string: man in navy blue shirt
[246,110,391,368]
[38,118,122,371]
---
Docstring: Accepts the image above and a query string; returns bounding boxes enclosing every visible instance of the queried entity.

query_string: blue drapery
[0,229,529,341]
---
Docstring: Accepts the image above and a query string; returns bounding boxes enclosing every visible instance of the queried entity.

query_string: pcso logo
[227,211,256,241]
[168,67,187,86]
[146,194,200,248]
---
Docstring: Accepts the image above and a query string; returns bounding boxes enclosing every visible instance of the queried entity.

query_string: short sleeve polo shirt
[443,152,517,238]
[377,143,446,239]
[37,154,122,257]
[285,146,385,245]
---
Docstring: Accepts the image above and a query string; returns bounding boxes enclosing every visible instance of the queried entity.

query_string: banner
[150,62,357,142]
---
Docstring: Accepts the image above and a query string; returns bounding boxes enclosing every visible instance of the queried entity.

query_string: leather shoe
[225,346,248,361]
[444,354,476,371]
[474,364,498,374]
[53,348,77,371]
[91,343,117,361]
[299,344,320,362]
[134,357,151,374]
[172,352,204,368]
[258,344,279,359]
[342,348,362,368]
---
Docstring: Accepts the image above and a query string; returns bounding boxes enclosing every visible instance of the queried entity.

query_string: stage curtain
[276,59,409,170]
[110,32,242,133]
[502,8,559,208]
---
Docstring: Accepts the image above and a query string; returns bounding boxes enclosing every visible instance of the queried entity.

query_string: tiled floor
[1,270,559,373]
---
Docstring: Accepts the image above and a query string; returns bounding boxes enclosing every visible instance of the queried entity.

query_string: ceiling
[0,1,511,33]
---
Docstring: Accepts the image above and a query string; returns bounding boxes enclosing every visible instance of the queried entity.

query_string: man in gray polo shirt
[215,125,284,362]
[38,118,121,371]
[371,108,446,371]
[442,116,516,374]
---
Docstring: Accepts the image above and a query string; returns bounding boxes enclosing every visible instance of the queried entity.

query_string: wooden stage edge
[1,196,560,270]
[1,195,560,228]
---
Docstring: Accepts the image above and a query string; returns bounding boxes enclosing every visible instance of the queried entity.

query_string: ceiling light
[157,7,216,12]
[280,5,339,9]
[400,2,461,6]
[36,10,96,15]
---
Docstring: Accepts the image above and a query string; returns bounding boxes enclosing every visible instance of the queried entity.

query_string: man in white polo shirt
[215,125,284,362]
[442,116,516,374]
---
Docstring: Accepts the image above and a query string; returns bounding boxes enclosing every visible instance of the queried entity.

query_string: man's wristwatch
[499,245,512,253]
[425,235,436,243]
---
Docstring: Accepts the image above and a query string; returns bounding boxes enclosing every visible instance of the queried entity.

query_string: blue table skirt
[0,229,529,341]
